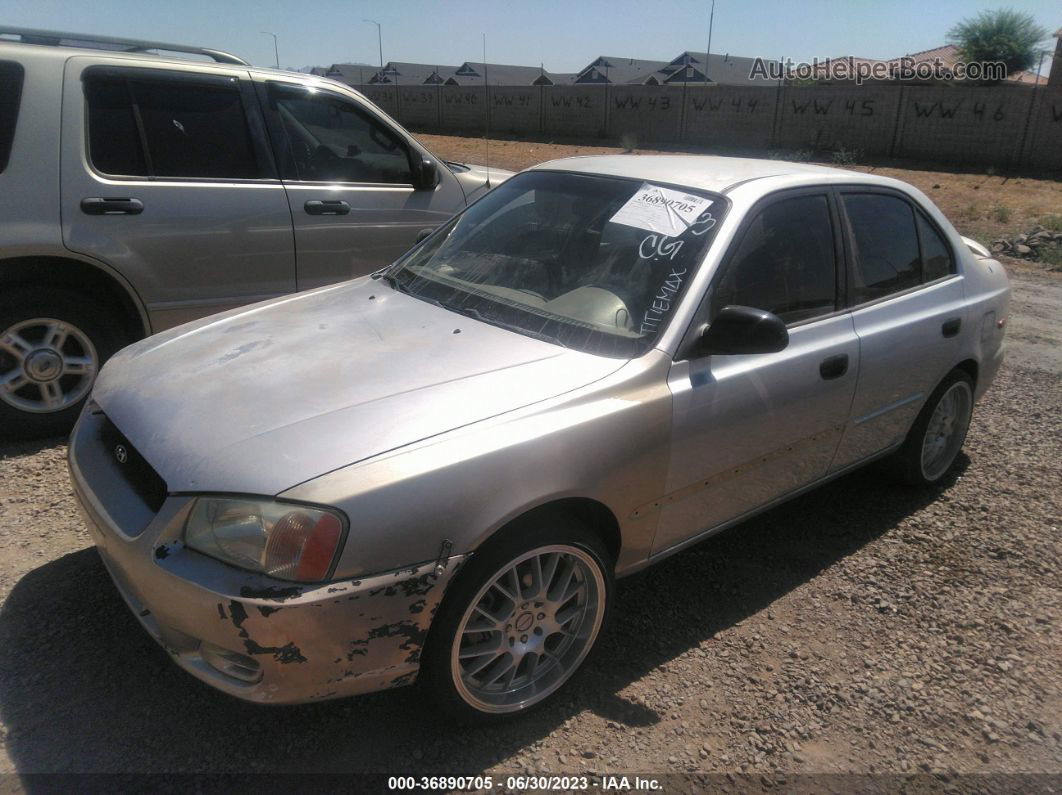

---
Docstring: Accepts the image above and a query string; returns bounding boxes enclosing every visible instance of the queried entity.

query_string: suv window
[85,73,260,179]
[270,85,412,184]
[0,61,24,173]
[842,193,922,303]
[711,194,837,324]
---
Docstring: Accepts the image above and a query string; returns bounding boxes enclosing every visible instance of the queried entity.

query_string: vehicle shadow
[0,458,964,777]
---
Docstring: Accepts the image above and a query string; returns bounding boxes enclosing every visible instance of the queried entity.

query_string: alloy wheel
[0,317,98,414]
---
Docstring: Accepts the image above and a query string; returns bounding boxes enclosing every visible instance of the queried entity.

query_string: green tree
[947,8,1048,77]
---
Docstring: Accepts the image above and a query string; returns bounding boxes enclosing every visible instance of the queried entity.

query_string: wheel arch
[954,358,978,389]
[0,255,150,342]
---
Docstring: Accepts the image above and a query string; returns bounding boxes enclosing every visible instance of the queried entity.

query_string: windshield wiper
[377,271,410,294]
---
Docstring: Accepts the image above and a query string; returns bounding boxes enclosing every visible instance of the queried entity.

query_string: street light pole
[705,0,715,85]
[364,19,383,71]
[261,31,279,69]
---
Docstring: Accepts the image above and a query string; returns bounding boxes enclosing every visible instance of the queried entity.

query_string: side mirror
[415,227,435,243]
[412,156,439,190]
[695,305,789,356]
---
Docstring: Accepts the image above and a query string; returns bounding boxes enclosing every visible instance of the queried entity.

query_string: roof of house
[656,51,774,86]
[369,61,460,84]
[324,62,378,84]
[574,56,670,84]
[444,61,558,85]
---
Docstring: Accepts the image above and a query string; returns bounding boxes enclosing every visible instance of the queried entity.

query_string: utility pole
[364,19,383,71]
[261,31,279,69]
[705,0,715,84]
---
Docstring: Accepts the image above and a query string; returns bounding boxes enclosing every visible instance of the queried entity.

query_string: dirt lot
[0,140,1059,786]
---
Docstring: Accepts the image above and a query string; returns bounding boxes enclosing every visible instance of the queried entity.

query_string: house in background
[324,62,378,84]
[573,51,775,86]
[443,61,564,86]
[1048,28,1061,86]
[368,61,459,85]
[573,56,669,84]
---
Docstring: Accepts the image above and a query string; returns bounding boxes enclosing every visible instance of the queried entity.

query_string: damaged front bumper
[68,416,464,705]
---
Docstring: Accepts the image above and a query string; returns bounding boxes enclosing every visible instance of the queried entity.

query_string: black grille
[98,415,168,512]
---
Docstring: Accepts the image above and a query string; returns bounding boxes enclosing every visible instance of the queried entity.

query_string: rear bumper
[68,409,464,705]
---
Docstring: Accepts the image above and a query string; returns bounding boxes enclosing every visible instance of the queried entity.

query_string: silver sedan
[69,155,1009,722]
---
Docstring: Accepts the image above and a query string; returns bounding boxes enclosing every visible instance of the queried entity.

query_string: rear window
[0,61,24,173]
[85,71,261,179]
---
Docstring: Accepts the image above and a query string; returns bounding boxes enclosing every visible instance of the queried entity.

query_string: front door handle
[304,200,351,216]
[80,197,144,215]
[819,354,849,380]
[942,317,962,338]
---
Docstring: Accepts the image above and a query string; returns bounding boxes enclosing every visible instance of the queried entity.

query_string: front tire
[892,369,975,486]
[0,288,126,438]
[422,516,613,724]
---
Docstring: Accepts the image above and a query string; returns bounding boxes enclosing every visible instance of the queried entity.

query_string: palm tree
[947,8,1048,78]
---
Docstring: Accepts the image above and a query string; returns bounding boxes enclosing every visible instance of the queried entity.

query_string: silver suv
[0,27,506,436]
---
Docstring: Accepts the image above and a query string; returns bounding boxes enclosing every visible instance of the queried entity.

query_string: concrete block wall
[353,81,1060,172]
[894,86,1036,166]
[682,85,778,149]
[773,85,902,155]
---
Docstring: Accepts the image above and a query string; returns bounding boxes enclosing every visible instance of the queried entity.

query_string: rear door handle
[819,354,849,380]
[942,317,962,338]
[80,197,144,215]
[304,200,350,216]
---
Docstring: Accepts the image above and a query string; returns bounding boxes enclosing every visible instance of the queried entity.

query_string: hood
[450,162,514,202]
[92,279,624,495]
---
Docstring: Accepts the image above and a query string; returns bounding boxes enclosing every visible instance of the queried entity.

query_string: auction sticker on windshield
[609,183,713,236]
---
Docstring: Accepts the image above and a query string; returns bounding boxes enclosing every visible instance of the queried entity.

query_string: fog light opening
[200,641,263,684]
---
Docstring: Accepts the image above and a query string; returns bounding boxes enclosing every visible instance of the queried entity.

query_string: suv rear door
[256,79,467,290]
[60,57,296,332]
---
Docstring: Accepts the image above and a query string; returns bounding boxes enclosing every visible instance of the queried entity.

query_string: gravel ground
[0,265,1058,784]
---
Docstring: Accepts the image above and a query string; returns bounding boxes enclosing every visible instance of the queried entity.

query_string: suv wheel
[0,288,126,438]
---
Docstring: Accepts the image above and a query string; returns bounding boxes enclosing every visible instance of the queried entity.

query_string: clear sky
[2,0,1058,76]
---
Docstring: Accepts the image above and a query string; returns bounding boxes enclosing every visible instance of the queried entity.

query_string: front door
[61,57,296,332]
[654,191,859,555]
[260,80,467,290]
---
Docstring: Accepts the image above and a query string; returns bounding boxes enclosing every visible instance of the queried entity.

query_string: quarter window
[842,194,922,303]
[917,212,954,282]
[270,85,412,184]
[711,194,837,324]
[85,73,260,179]
[0,61,24,173]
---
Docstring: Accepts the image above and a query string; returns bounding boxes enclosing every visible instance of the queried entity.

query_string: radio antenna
[483,33,490,188]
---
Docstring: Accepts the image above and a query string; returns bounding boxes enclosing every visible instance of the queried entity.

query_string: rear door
[257,79,467,290]
[61,58,296,331]
[829,189,965,470]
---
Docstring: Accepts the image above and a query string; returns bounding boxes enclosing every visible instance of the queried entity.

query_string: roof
[445,61,557,85]
[324,63,378,84]
[574,56,669,84]
[819,44,1047,83]
[529,155,855,193]
[657,51,776,87]
[370,61,460,84]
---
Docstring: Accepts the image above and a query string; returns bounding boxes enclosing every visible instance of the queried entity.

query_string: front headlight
[184,497,347,583]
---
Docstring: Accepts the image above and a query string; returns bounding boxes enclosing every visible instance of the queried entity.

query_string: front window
[387,171,727,357]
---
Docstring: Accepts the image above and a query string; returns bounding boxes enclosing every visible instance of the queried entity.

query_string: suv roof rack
[0,26,249,66]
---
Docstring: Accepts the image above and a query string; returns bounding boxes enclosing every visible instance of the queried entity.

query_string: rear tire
[421,515,613,724]
[0,288,127,439]
[891,369,974,486]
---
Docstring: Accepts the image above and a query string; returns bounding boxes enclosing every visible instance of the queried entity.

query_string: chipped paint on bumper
[69,435,464,705]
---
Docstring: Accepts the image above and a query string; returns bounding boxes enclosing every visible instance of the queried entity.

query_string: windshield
[387,171,727,357]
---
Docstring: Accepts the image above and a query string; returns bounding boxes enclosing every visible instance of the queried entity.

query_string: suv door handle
[942,317,962,338]
[819,354,849,380]
[304,200,350,216]
[80,197,144,215]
